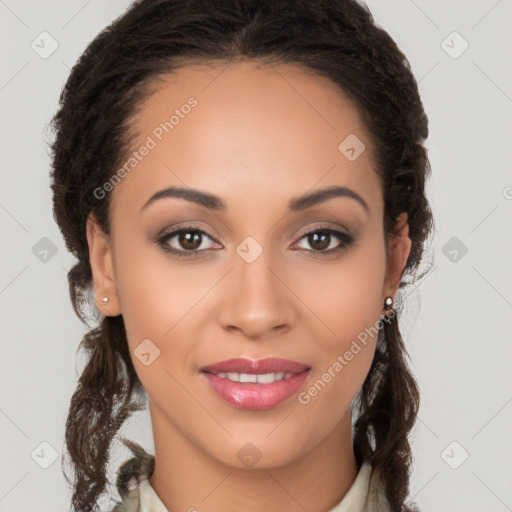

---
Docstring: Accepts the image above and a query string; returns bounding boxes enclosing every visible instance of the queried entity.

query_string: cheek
[113,235,207,337]
[295,341,375,444]
[294,235,386,409]
[296,234,387,348]
[111,238,210,395]
[113,250,202,413]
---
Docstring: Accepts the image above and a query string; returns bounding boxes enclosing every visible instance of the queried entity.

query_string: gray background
[1,0,511,510]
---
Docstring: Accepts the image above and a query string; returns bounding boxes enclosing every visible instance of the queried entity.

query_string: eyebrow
[140,185,369,214]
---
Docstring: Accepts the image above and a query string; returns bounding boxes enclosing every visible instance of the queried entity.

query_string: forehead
[130,60,373,150]
[110,60,381,219]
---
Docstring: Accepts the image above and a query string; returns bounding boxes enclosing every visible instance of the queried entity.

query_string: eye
[292,227,355,256]
[155,225,355,259]
[156,226,219,258]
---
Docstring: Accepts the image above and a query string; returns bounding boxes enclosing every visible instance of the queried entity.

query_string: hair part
[49,0,434,510]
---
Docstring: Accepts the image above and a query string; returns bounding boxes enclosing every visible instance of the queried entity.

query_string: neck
[148,405,359,512]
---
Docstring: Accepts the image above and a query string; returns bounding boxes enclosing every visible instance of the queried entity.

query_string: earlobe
[384,212,412,302]
[86,212,121,316]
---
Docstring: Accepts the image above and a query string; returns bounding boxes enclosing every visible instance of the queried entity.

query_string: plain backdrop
[1,1,511,511]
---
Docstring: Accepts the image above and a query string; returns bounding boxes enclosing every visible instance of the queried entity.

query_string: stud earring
[101,297,109,304]
[384,297,393,311]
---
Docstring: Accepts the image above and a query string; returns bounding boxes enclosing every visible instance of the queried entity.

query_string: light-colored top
[109,440,392,512]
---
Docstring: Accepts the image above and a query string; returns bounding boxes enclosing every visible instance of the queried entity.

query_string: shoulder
[107,438,156,512]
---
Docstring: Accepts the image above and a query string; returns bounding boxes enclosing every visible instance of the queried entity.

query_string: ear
[86,212,121,316]
[383,212,412,306]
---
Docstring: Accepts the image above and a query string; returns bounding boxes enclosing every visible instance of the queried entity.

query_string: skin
[86,61,411,512]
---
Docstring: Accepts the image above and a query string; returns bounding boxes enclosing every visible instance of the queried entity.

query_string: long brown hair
[48,0,434,510]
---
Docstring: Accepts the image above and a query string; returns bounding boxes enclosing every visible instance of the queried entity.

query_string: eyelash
[155,224,355,259]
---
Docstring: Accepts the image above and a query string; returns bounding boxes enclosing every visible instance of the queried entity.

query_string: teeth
[214,372,295,383]
[240,373,258,383]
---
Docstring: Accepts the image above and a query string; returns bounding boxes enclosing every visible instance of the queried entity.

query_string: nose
[217,249,297,340]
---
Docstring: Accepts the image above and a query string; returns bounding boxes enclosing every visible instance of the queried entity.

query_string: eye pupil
[309,231,330,251]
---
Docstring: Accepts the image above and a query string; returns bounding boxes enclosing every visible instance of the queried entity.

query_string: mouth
[202,371,297,384]
[200,357,311,410]
[200,357,310,375]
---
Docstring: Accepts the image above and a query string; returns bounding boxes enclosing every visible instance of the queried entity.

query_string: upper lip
[201,357,310,375]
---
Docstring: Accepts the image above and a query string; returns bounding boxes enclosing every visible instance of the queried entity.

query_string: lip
[200,358,311,411]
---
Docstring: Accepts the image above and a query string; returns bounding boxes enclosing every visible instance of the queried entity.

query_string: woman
[49,0,434,510]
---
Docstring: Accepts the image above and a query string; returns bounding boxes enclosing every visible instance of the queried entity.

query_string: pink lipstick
[200,357,311,410]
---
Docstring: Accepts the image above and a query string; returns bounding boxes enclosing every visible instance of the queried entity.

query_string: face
[87,60,410,470]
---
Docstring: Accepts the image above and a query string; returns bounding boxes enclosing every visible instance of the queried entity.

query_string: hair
[48,0,434,510]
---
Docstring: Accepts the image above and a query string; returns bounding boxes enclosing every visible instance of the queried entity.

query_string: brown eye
[294,228,355,255]
[306,230,331,251]
[177,230,202,251]
[156,227,219,257]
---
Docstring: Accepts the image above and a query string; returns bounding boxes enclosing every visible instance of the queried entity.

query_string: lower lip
[201,370,310,411]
